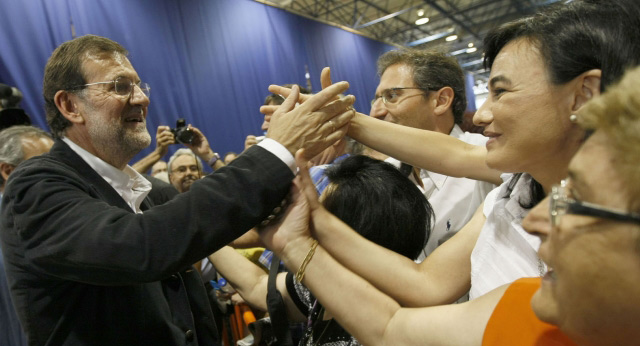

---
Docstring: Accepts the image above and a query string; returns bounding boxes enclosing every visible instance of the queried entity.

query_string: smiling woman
[526,65,640,345]
[260,58,640,346]
[291,0,640,313]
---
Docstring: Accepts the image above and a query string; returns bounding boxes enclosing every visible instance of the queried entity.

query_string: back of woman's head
[484,0,640,91]
[322,155,432,260]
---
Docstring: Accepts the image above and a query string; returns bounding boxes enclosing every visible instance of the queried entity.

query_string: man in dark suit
[0,35,354,345]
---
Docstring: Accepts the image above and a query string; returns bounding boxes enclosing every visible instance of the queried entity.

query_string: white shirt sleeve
[257,138,296,174]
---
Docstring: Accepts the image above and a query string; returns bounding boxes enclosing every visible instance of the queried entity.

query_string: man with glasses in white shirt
[370,49,499,260]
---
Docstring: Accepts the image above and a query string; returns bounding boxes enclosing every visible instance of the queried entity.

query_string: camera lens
[175,127,195,144]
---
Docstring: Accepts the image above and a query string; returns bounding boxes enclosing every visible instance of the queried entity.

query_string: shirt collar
[449,124,464,139]
[62,137,151,212]
[420,125,464,190]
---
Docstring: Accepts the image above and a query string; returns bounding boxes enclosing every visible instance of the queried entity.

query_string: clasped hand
[265,71,356,160]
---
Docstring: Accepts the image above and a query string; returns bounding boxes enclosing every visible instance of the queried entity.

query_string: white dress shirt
[63,138,151,213]
[469,173,544,299]
[387,125,496,261]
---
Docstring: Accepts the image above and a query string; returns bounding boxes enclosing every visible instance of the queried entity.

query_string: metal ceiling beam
[352,2,372,28]
[460,58,483,68]
[394,0,505,37]
[421,0,482,39]
[315,0,356,18]
[440,0,481,33]
[510,0,530,14]
[384,1,510,46]
[407,27,454,46]
[356,4,419,29]
[357,0,433,37]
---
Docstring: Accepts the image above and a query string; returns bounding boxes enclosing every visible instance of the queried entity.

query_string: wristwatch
[207,152,221,168]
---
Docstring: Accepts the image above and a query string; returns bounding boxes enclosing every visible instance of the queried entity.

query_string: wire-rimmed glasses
[370,87,434,107]
[550,179,640,227]
[72,76,150,98]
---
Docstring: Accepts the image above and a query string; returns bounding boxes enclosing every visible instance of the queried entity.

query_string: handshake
[254,68,357,160]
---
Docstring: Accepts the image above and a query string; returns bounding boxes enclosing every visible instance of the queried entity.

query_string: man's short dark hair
[323,155,432,260]
[262,84,311,106]
[43,35,128,138]
[377,49,467,125]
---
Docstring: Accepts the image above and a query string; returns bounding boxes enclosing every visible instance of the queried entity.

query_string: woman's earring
[569,114,578,123]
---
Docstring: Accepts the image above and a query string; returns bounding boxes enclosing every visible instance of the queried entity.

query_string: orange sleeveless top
[483,278,577,346]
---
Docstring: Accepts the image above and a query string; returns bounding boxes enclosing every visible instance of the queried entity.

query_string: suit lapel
[49,140,135,212]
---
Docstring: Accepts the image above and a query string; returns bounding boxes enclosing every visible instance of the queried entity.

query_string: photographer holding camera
[132,119,224,175]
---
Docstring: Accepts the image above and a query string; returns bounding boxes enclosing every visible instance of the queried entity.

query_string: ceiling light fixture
[468,42,474,48]
[417,9,425,16]
[466,47,478,53]
[445,34,458,42]
[415,17,430,25]
[450,48,467,56]
[408,27,455,46]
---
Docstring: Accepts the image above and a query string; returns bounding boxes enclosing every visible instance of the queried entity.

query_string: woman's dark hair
[322,155,432,260]
[483,0,640,208]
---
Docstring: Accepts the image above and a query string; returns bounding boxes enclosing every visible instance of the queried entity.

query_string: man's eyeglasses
[370,87,434,107]
[550,180,640,227]
[72,76,150,98]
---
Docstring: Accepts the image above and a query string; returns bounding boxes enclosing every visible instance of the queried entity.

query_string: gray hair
[167,148,203,175]
[0,125,52,185]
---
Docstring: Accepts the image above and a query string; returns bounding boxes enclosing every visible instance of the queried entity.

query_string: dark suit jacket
[0,140,293,345]
[144,174,179,205]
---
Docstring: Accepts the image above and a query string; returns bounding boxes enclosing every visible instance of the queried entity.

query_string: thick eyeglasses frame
[71,76,150,98]
[550,180,640,227]
[370,87,435,107]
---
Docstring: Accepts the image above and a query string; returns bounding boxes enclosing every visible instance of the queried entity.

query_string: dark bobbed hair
[322,155,432,260]
[483,0,640,208]
[43,35,128,138]
[484,0,640,92]
[377,49,467,125]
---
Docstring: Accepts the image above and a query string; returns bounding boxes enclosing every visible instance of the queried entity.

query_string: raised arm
[316,197,485,306]
[265,68,502,185]
[348,113,502,184]
[207,247,305,322]
[183,126,226,171]
[296,152,486,307]
[259,176,502,345]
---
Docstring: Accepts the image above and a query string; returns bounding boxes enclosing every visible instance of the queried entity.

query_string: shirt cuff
[257,138,296,174]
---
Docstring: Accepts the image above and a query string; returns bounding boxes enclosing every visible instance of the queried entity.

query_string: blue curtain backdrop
[0,0,394,165]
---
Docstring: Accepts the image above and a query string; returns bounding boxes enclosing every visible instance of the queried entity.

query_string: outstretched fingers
[320,67,333,90]
[259,104,279,115]
[267,84,314,103]
[274,85,299,116]
[302,81,349,112]
[314,95,355,128]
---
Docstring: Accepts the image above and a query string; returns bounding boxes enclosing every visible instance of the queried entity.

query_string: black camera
[171,118,195,145]
[0,83,31,131]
